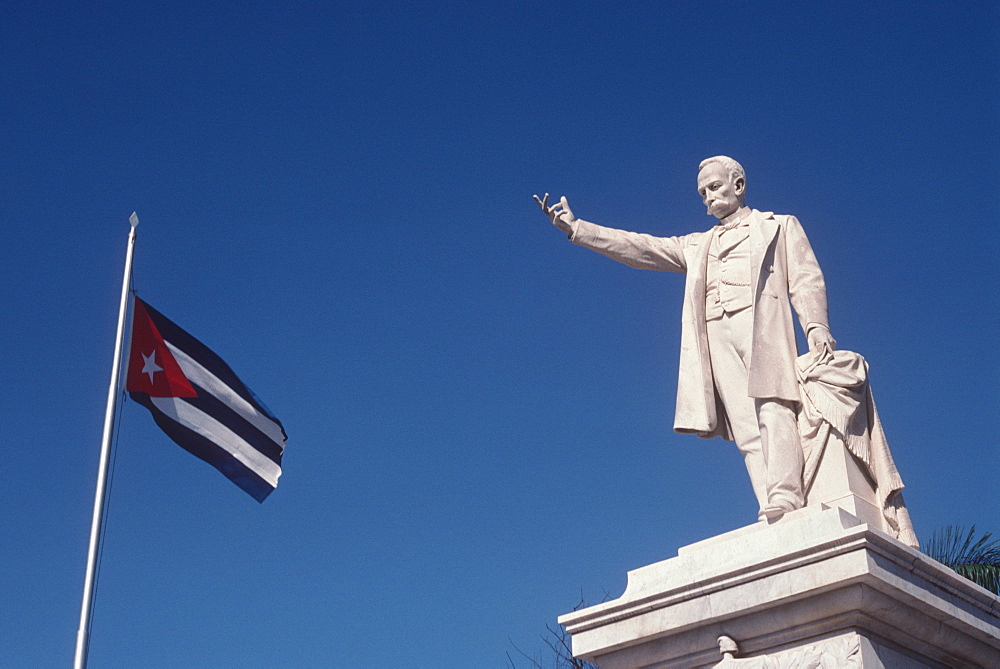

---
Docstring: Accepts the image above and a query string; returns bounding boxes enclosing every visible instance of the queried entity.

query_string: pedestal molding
[559,508,1000,667]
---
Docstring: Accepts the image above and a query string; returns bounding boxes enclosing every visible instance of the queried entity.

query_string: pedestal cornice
[559,507,1000,668]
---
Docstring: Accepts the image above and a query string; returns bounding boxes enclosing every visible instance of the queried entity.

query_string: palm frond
[922,525,1000,595]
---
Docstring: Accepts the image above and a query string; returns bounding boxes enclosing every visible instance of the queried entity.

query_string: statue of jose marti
[535,156,837,521]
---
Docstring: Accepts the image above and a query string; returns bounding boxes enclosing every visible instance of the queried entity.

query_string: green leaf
[922,526,1000,595]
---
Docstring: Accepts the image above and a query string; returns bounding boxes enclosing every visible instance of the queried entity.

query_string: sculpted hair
[699,156,746,186]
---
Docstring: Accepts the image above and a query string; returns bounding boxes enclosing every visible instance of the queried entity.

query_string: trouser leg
[706,312,768,514]
[707,309,804,518]
[756,397,804,512]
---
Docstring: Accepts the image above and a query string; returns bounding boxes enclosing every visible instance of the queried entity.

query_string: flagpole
[74,212,140,669]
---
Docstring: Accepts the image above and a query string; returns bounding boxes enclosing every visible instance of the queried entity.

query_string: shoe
[762,499,800,522]
[762,505,787,521]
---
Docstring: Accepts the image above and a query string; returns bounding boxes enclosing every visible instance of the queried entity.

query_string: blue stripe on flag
[183,388,284,464]
[130,393,278,502]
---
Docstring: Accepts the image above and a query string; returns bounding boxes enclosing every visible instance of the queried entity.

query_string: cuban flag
[125,296,286,502]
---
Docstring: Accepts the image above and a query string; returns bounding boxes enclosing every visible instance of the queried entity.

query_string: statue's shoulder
[680,229,711,244]
[760,211,804,225]
[754,211,807,233]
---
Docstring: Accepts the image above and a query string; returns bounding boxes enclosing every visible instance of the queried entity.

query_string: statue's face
[697,163,745,220]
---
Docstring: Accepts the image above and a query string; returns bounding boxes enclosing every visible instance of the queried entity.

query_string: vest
[705,220,753,320]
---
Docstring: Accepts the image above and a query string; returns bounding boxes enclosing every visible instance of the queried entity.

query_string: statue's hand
[533,193,576,234]
[807,326,837,358]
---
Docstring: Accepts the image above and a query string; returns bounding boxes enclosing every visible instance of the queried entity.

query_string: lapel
[749,209,778,296]
[690,229,714,311]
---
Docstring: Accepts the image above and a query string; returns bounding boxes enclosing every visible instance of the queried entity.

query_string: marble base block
[559,507,1000,667]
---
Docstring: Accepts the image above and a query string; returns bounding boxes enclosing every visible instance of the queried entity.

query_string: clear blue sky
[3,2,997,666]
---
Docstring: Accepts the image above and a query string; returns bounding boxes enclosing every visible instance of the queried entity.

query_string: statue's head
[697,156,746,220]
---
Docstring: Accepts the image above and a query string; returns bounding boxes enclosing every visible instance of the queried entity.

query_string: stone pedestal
[558,507,1000,667]
[805,435,884,529]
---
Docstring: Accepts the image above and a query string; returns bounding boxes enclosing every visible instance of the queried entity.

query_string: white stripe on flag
[166,342,286,448]
[150,396,281,487]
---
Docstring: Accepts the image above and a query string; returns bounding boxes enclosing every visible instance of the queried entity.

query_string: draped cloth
[796,350,919,549]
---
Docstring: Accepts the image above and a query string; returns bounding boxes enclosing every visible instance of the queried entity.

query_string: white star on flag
[141,350,163,384]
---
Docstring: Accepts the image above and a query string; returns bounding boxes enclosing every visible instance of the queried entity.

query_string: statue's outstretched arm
[534,192,688,273]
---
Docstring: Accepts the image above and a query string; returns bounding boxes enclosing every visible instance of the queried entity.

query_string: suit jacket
[569,209,829,441]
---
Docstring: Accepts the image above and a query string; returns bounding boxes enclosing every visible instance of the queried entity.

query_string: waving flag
[125,296,286,501]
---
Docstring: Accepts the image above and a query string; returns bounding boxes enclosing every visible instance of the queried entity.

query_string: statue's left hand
[807,327,837,357]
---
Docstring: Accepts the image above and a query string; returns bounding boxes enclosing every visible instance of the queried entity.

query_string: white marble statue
[535,156,837,521]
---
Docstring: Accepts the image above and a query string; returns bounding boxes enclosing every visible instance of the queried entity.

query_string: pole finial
[129,212,140,228]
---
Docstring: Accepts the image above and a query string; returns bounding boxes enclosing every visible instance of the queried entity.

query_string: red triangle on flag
[126,298,198,398]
